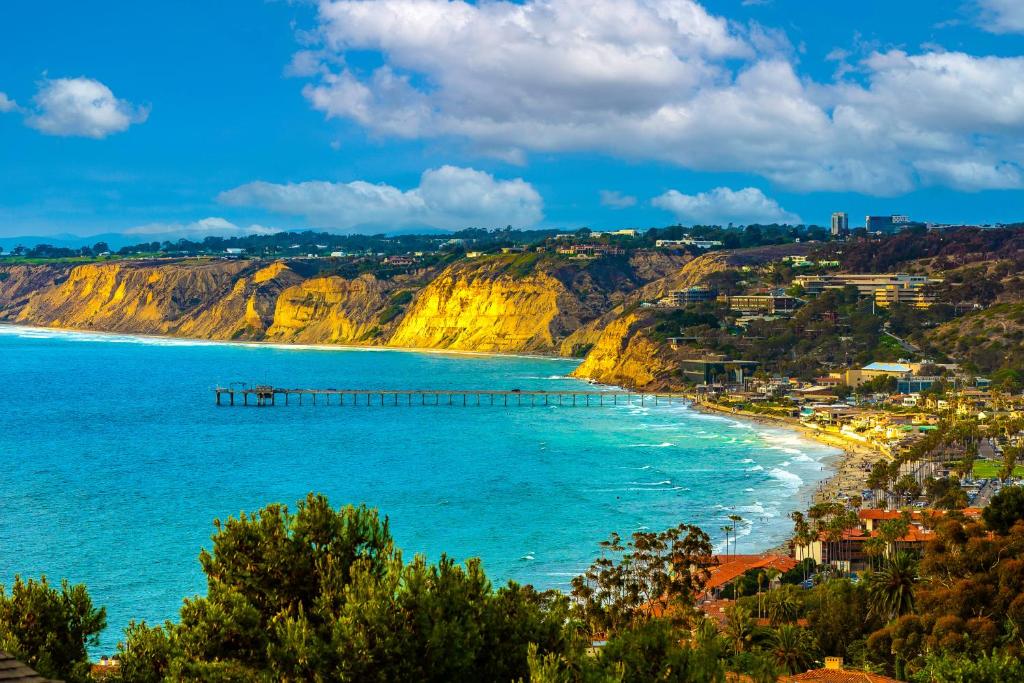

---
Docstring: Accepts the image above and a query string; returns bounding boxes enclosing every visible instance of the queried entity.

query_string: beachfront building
[680,357,760,385]
[800,507,985,573]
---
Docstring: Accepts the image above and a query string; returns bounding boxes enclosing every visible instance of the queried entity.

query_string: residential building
[556,244,625,258]
[781,658,901,682]
[722,294,803,315]
[655,237,723,249]
[0,651,59,683]
[841,362,913,388]
[663,286,718,306]
[831,212,849,237]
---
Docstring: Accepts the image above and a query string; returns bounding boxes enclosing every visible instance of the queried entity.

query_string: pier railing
[214,386,690,408]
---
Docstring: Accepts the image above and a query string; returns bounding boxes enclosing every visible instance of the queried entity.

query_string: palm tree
[757,570,767,619]
[723,603,758,653]
[721,525,732,558]
[868,551,917,621]
[766,585,800,626]
[769,624,817,674]
[863,536,886,572]
[729,514,743,555]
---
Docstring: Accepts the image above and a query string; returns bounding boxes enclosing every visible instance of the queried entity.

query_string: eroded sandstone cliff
[569,312,680,390]
[0,250,701,389]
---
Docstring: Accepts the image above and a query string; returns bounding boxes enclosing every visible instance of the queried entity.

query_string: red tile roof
[705,554,797,591]
[782,668,900,682]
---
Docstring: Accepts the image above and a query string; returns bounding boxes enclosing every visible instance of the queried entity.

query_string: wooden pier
[214,385,690,408]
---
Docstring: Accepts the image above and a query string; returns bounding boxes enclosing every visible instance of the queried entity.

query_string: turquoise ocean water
[0,325,836,651]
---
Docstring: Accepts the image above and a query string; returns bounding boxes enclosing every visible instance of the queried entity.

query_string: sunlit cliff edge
[0,252,696,388]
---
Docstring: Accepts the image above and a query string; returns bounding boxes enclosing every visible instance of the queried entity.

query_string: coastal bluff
[0,252,690,386]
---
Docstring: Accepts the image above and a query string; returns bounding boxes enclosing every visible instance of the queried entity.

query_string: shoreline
[0,322,578,364]
[4,321,863,559]
[686,400,882,505]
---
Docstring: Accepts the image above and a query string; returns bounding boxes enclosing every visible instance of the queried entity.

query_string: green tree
[722,604,761,654]
[983,485,1024,535]
[868,552,917,621]
[571,523,714,636]
[120,493,576,681]
[768,624,817,674]
[0,576,106,683]
[765,585,801,626]
[910,651,1024,683]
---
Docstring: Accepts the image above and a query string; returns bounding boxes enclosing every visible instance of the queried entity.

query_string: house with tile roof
[0,652,60,683]
[781,657,901,682]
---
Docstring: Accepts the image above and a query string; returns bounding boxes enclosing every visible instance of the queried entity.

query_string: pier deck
[214,385,690,408]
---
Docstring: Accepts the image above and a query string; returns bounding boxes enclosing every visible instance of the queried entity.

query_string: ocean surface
[0,325,837,651]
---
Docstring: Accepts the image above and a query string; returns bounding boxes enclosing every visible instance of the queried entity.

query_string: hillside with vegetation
[3,224,1024,388]
[5,491,1024,682]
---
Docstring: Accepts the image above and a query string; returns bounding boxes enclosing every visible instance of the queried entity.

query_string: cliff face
[569,313,679,390]
[13,261,246,335]
[5,260,307,340]
[0,264,72,317]
[0,251,697,388]
[388,259,569,352]
[266,274,398,345]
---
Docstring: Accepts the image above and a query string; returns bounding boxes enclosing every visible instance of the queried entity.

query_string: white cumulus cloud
[25,77,148,138]
[651,187,801,225]
[124,217,278,237]
[294,0,1024,195]
[0,92,17,113]
[599,190,638,209]
[976,0,1024,33]
[217,166,543,230]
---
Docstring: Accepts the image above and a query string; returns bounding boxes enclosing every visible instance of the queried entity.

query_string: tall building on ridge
[830,212,849,237]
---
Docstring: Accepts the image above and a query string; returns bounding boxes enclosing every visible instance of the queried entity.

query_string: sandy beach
[686,399,885,505]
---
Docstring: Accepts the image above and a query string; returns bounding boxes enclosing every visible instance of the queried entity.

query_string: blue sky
[1,0,1023,239]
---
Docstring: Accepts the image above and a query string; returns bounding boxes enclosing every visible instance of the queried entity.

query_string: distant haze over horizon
[3,1,1024,238]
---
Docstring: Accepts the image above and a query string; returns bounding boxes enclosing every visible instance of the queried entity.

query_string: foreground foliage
[0,576,106,683]
[114,493,575,682]
[5,494,1024,681]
